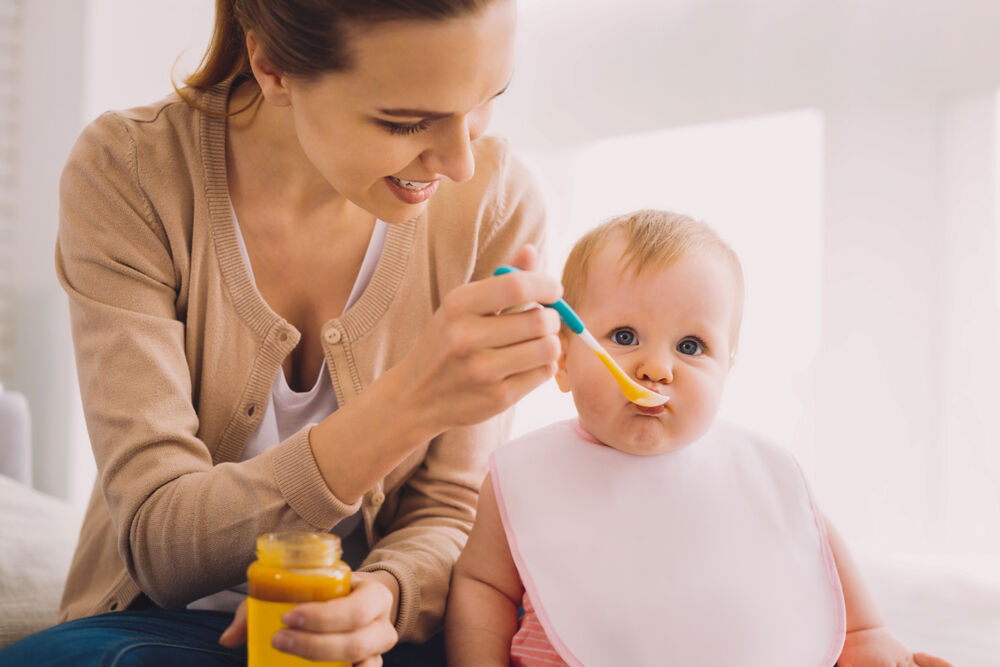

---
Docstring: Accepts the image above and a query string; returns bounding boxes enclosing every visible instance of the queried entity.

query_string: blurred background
[1,0,998,661]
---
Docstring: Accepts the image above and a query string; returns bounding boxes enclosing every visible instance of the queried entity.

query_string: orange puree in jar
[247,532,352,667]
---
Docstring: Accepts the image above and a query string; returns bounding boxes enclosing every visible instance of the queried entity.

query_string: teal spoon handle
[493,265,584,334]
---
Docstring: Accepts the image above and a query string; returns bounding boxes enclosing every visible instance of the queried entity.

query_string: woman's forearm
[309,363,442,503]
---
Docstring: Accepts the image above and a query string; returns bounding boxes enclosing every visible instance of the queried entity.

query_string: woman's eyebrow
[376,80,512,118]
[377,108,451,119]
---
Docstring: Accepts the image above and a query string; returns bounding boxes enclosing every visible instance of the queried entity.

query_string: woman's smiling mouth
[385,175,439,204]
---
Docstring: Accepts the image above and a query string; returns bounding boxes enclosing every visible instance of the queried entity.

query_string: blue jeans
[0,609,446,667]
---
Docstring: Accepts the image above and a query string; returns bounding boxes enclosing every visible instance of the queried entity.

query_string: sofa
[0,473,82,648]
[0,383,84,648]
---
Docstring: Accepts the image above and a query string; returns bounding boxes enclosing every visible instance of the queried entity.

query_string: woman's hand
[394,244,563,434]
[309,243,562,502]
[219,572,398,666]
[837,627,953,667]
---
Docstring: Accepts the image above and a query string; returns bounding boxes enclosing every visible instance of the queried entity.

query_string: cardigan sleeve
[56,112,360,610]
[358,141,548,641]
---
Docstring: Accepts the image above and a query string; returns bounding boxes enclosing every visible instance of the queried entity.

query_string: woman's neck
[226,79,349,222]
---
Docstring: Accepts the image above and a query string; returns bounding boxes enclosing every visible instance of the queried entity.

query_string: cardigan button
[279,332,288,342]
[370,491,385,506]
[324,328,342,344]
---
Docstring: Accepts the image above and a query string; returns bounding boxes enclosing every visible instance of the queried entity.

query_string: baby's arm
[446,474,525,667]
[826,515,953,667]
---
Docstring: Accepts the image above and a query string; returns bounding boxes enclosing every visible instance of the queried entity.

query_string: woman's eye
[677,338,704,356]
[611,329,637,346]
[378,119,431,136]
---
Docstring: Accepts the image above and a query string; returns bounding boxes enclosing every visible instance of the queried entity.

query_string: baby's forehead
[575,247,743,326]
[583,244,718,287]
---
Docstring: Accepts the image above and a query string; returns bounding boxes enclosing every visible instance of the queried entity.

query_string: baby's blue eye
[612,329,637,346]
[677,338,703,356]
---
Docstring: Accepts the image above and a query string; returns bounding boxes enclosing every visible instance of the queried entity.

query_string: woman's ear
[246,31,292,107]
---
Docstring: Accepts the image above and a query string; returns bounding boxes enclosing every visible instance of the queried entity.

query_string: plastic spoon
[493,266,669,408]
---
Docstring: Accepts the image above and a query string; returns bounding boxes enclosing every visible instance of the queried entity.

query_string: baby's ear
[554,334,572,392]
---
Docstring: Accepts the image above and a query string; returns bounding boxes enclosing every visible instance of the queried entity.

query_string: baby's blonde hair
[561,209,745,351]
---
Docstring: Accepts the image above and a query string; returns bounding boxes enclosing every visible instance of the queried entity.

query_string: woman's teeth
[389,176,433,191]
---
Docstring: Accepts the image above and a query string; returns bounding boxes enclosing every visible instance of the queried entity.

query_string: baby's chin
[594,425,687,456]
[579,411,698,455]
[593,418,705,456]
[606,437,689,456]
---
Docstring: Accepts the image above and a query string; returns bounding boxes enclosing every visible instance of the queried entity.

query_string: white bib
[491,420,845,667]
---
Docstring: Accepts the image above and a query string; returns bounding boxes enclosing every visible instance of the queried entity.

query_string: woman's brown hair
[183,0,496,93]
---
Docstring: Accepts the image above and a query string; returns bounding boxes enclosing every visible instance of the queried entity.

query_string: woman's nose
[422,116,476,183]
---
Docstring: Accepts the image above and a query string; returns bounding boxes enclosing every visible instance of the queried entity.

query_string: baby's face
[556,239,738,456]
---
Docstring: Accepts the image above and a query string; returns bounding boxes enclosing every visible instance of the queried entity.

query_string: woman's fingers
[470,333,562,384]
[285,577,392,633]
[272,575,398,663]
[450,268,562,317]
[507,243,539,272]
[218,599,248,647]
[913,653,954,667]
[275,621,397,663]
[443,305,561,358]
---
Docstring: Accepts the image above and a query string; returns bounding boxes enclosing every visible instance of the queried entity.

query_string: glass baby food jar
[247,531,352,667]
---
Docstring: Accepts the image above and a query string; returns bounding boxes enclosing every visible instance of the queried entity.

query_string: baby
[446,210,951,666]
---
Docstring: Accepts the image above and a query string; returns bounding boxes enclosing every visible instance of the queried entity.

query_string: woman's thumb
[508,244,539,272]
[218,599,249,647]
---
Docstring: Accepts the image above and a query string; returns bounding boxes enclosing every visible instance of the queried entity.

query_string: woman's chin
[372,199,428,225]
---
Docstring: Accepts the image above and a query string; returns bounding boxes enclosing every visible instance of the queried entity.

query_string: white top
[237,216,389,459]
[188,213,388,611]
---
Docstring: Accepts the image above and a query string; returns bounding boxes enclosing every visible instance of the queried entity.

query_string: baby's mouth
[636,404,667,416]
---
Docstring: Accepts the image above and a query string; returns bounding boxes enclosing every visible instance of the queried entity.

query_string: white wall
[13,0,212,504]
[82,0,213,122]
[14,1,1000,575]
[491,0,1000,566]
[14,0,89,502]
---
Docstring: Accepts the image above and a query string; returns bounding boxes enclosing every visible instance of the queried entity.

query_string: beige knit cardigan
[54,78,545,642]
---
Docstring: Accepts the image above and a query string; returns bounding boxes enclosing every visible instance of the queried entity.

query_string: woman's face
[281,0,517,224]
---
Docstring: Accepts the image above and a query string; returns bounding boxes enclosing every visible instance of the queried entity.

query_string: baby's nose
[637,356,673,384]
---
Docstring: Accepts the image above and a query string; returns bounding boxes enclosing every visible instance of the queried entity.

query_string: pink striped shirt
[510,592,569,667]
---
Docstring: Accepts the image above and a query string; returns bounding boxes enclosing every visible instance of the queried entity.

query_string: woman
[0,0,560,664]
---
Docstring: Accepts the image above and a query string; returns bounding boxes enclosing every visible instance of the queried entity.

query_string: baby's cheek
[572,389,607,421]
[690,383,725,433]
[571,386,618,432]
